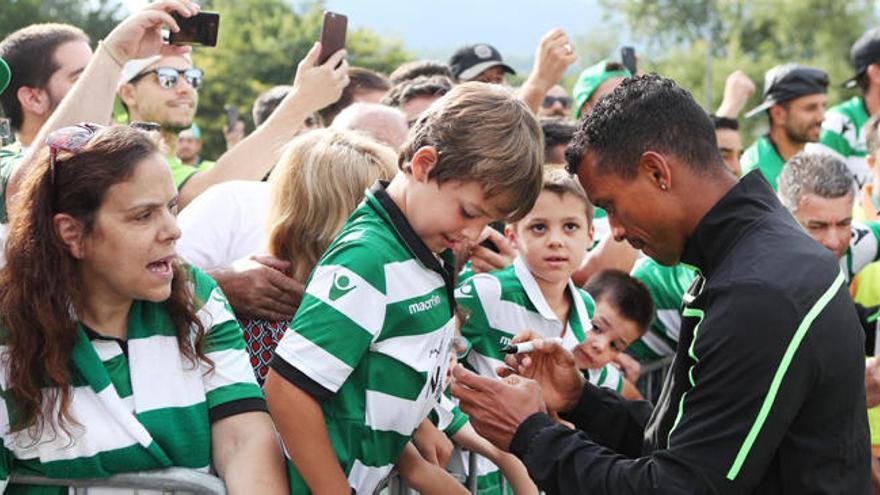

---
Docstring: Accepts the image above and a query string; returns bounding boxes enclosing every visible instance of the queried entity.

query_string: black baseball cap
[745,64,829,118]
[449,43,515,81]
[844,27,880,89]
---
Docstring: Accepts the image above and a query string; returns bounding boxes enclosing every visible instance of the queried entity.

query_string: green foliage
[193,0,411,158]
[600,0,878,143]
[0,0,124,42]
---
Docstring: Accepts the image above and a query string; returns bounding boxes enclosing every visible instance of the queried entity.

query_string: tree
[0,0,124,43]
[192,0,411,158]
[601,0,878,142]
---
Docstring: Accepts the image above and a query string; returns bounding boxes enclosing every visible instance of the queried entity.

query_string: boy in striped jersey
[263,83,543,495]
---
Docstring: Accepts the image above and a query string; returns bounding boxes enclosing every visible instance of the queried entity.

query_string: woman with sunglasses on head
[0,124,287,493]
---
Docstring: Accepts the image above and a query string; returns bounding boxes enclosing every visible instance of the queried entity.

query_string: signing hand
[500,331,586,413]
[451,365,546,451]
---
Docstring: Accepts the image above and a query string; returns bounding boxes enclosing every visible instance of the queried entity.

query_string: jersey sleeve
[456,275,506,378]
[190,266,267,423]
[270,236,388,401]
[820,111,858,157]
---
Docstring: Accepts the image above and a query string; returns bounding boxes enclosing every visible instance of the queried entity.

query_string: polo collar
[512,256,589,334]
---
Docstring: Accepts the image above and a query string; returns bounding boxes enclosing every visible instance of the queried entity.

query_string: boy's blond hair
[542,165,594,223]
[400,82,544,221]
[267,129,397,281]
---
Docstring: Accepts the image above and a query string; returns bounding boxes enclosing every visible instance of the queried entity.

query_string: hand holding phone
[621,46,637,74]
[169,12,220,47]
[318,11,347,65]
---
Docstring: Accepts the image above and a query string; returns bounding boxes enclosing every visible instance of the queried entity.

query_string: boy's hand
[103,0,199,63]
[412,419,454,467]
[469,228,515,273]
[499,331,585,413]
[291,42,349,114]
[614,353,642,382]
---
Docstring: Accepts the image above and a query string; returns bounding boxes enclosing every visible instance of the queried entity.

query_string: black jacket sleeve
[506,281,858,494]
[854,302,879,355]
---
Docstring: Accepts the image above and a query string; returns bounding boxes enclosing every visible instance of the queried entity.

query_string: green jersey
[630,220,880,364]
[169,156,214,190]
[818,95,872,186]
[0,142,24,224]
[629,258,697,363]
[270,181,456,495]
[456,257,623,391]
[741,135,785,191]
[0,265,265,492]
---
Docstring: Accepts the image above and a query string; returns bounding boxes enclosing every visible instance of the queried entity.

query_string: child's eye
[529,223,546,233]
[460,207,477,219]
[564,222,580,232]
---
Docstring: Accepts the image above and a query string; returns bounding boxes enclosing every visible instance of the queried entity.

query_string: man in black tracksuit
[451,74,871,493]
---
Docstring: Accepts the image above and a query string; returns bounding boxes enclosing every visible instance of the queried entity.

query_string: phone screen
[319,11,348,65]
[169,12,220,47]
[621,46,637,74]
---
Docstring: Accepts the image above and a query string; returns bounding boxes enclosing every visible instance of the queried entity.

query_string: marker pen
[500,336,563,354]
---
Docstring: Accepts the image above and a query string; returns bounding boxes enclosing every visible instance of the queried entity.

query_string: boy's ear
[410,146,439,183]
[53,213,86,259]
[504,223,518,250]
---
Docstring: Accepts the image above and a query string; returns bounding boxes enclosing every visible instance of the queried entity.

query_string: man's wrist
[97,40,126,69]
[509,412,556,459]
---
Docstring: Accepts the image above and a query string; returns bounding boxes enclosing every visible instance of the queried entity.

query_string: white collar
[513,256,585,325]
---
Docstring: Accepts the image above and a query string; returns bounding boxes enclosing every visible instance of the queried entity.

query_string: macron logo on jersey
[408,294,442,315]
[329,272,357,301]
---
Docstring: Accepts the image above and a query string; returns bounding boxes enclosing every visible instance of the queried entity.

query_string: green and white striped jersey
[816,95,872,186]
[456,257,623,392]
[741,136,785,191]
[630,220,880,364]
[270,182,456,495]
[0,265,265,492]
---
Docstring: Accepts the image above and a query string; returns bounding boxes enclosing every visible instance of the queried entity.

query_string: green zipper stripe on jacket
[666,306,705,447]
[726,270,846,480]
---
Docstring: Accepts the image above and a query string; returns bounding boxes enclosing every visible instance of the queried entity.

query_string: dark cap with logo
[449,43,516,81]
[844,27,880,89]
[745,63,829,118]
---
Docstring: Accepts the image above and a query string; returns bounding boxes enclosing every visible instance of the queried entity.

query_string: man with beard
[0,23,91,222]
[741,64,829,190]
[538,84,572,119]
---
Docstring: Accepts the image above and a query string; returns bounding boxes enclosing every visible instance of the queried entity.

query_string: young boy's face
[408,178,505,254]
[507,190,593,286]
[572,296,643,369]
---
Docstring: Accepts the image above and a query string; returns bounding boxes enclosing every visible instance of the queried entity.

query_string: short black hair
[541,118,576,157]
[584,269,654,334]
[252,85,292,127]
[389,60,453,85]
[318,67,390,125]
[566,74,724,178]
[382,75,453,108]
[709,114,739,131]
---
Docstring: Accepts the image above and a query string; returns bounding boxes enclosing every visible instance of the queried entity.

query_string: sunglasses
[129,67,204,90]
[47,121,160,187]
[542,95,571,108]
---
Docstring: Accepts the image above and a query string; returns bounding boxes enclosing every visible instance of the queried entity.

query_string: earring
[660,183,668,191]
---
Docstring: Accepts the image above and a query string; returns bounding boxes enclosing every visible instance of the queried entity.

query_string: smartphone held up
[169,11,220,47]
[318,11,348,66]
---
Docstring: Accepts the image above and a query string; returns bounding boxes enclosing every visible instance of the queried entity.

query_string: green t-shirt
[0,265,264,492]
[741,135,785,191]
[270,182,456,495]
[821,95,870,159]
[0,142,24,224]
[168,156,214,190]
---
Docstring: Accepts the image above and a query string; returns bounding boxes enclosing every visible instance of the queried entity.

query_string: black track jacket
[510,171,871,494]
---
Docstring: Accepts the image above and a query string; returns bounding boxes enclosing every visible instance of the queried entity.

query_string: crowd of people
[0,0,878,493]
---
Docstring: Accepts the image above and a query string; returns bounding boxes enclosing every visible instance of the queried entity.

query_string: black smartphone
[318,11,348,65]
[169,12,220,47]
[478,221,506,254]
[621,46,637,74]
[224,104,239,130]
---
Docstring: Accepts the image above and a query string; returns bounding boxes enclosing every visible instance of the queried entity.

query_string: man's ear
[53,213,86,259]
[868,64,880,86]
[410,146,439,183]
[117,83,138,110]
[16,86,51,117]
[638,151,673,191]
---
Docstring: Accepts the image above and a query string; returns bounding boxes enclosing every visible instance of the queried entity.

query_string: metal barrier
[10,467,227,494]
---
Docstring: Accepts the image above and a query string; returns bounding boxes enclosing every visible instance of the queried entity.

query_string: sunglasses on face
[130,67,204,90]
[542,95,571,108]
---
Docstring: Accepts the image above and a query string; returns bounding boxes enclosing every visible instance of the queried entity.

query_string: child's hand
[469,227,515,273]
[614,353,642,382]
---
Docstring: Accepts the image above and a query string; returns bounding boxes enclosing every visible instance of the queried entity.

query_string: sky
[122,0,612,71]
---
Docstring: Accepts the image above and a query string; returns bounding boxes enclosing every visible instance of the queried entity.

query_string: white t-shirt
[177,181,270,270]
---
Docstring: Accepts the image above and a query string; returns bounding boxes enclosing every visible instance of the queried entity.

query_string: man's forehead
[797,191,854,219]
[146,56,193,71]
